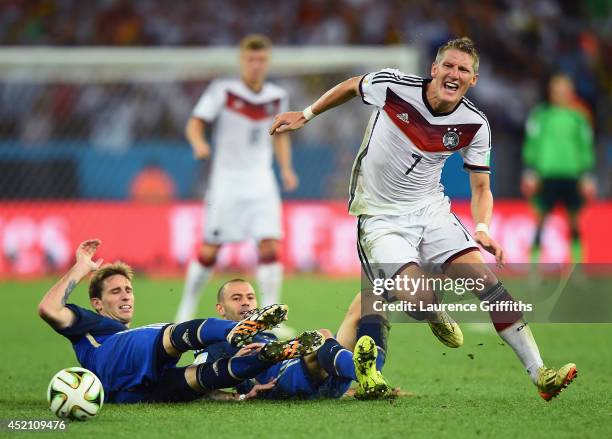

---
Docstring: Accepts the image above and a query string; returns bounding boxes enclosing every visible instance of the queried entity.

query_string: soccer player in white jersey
[176,35,298,338]
[270,37,577,401]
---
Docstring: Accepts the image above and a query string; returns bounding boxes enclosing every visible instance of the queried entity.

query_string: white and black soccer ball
[47,367,104,421]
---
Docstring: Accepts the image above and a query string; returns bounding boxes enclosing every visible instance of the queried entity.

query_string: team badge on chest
[442,128,460,150]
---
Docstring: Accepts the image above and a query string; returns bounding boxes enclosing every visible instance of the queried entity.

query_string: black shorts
[535,178,583,213]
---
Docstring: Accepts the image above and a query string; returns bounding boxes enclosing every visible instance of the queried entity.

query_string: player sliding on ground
[38,239,324,403]
[193,279,395,399]
[269,37,577,401]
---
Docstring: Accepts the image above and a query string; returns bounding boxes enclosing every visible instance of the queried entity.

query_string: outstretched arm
[469,172,505,266]
[269,76,362,135]
[38,239,104,330]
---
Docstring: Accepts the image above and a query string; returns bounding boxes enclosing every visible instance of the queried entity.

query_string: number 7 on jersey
[405,153,423,175]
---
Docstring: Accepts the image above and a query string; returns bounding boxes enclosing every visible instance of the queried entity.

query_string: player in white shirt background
[270,37,577,401]
[176,35,298,338]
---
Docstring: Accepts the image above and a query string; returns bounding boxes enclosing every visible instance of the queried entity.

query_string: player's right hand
[269,111,307,135]
[193,142,211,160]
[475,232,505,267]
[281,168,299,192]
[75,239,104,272]
[241,378,277,400]
[235,342,264,357]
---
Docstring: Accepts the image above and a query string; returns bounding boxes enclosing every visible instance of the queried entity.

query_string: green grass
[1,275,611,439]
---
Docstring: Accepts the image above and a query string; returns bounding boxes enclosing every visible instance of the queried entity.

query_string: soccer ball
[47,367,104,421]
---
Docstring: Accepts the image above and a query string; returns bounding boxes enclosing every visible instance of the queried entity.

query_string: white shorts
[203,177,282,245]
[357,197,478,281]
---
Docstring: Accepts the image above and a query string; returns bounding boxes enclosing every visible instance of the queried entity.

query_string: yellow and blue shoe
[353,335,394,400]
[537,363,578,401]
[259,330,325,362]
[226,304,288,347]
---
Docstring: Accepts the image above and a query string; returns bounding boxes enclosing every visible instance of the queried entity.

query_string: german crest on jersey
[442,128,460,150]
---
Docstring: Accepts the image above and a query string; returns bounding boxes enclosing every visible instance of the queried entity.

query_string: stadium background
[1,2,612,438]
[0,0,611,277]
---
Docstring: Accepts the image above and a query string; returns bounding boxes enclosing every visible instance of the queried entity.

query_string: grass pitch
[1,275,611,439]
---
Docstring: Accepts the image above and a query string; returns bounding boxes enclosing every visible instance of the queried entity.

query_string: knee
[198,244,219,267]
[348,293,362,316]
[167,319,207,353]
[162,326,182,358]
[467,272,499,300]
[318,328,334,339]
[446,257,499,292]
[472,267,499,291]
[258,239,279,263]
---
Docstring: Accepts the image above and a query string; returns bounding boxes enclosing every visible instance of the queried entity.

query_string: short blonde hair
[239,34,272,52]
[435,37,480,73]
[89,262,133,300]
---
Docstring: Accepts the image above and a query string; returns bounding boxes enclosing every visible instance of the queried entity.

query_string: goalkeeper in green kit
[521,74,596,263]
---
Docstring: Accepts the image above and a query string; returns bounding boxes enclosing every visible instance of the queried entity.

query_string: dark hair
[89,262,133,299]
[435,37,480,73]
[217,278,250,303]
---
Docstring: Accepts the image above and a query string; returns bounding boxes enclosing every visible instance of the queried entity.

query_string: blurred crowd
[0,0,610,197]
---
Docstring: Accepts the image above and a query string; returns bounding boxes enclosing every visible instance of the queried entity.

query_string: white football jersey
[192,78,288,181]
[349,69,491,217]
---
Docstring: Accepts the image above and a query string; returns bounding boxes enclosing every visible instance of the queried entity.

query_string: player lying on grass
[193,279,394,399]
[269,36,577,401]
[38,239,325,403]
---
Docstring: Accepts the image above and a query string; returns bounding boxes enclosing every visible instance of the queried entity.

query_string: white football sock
[256,262,283,307]
[175,259,212,322]
[498,321,544,384]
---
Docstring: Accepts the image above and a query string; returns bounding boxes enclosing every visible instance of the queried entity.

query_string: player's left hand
[282,168,299,191]
[241,379,277,400]
[235,343,264,357]
[269,111,307,135]
[475,231,505,267]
